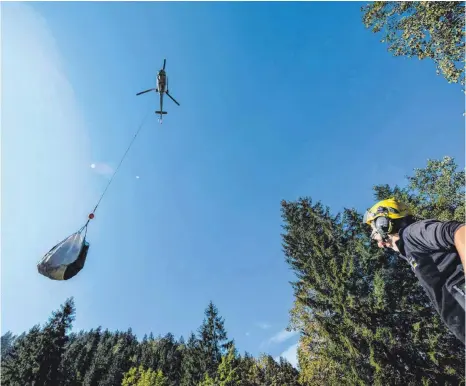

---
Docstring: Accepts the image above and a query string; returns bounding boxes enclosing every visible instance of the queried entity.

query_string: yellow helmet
[363,198,412,238]
[363,198,412,225]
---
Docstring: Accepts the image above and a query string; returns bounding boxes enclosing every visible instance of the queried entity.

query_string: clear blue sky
[2,1,464,366]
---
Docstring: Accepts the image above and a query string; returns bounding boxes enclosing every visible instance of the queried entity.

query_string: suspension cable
[83,108,153,228]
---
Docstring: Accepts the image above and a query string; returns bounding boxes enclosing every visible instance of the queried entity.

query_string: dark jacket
[396,219,465,343]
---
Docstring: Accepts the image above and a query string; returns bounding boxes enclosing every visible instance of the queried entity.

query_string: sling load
[37,108,152,281]
[37,222,91,281]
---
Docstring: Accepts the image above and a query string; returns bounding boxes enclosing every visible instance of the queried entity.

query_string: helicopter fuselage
[157,70,167,93]
[136,59,179,124]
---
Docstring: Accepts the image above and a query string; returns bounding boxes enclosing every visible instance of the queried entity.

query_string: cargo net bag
[37,227,90,281]
[36,105,152,281]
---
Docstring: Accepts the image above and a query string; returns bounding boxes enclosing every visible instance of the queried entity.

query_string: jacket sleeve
[404,220,464,252]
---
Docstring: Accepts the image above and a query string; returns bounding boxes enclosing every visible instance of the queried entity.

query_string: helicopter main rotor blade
[166,92,180,106]
[136,88,155,96]
[163,59,166,70]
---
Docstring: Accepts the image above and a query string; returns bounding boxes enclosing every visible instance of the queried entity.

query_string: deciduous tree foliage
[218,346,242,385]
[1,300,300,386]
[122,365,169,386]
[362,2,465,86]
[282,156,465,385]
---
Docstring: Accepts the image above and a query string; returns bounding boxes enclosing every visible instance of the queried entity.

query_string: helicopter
[136,59,180,123]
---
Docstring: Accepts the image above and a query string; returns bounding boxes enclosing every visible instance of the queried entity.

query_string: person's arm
[454,225,466,271]
[404,220,464,257]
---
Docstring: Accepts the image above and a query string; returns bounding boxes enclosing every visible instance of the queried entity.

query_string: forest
[1,301,300,385]
[2,2,465,386]
[2,156,464,386]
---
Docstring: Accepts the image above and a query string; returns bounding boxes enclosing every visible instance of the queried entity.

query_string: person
[363,198,465,344]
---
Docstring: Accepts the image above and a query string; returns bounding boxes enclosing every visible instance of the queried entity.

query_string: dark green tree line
[1,300,300,386]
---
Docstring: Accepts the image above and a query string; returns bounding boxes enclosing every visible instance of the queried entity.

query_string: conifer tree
[153,332,183,384]
[1,298,75,386]
[238,353,265,386]
[215,345,242,386]
[34,297,76,385]
[197,301,231,378]
[60,330,86,385]
[282,156,465,385]
[274,358,300,386]
[1,324,43,385]
[1,331,16,359]
[180,333,203,386]
[78,328,102,383]
[84,329,113,386]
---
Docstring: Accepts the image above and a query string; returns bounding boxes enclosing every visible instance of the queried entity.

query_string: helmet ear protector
[373,215,392,240]
[371,206,394,241]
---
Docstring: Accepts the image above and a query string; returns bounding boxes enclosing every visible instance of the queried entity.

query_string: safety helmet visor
[363,210,378,225]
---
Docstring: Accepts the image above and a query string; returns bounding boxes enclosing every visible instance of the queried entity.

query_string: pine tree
[101,328,139,386]
[152,332,183,384]
[84,329,114,386]
[238,353,265,386]
[1,324,43,385]
[274,357,300,386]
[2,299,75,386]
[35,297,76,385]
[139,333,159,371]
[138,334,150,368]
[79,328,102,383]
[59,330,86,385]
[180,333,203,386]
[1,331,16,359]
[281,157,465,385]
[291,314,340,384]
[101,350,126,386]
[197,301,231,379]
